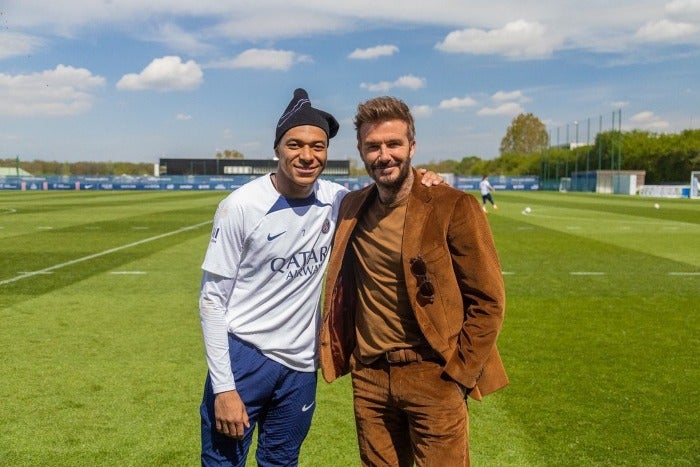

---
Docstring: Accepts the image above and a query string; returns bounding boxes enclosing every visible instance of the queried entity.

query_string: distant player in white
[479,175,498,213]
[198,89,443,466]
[199,89,344,466]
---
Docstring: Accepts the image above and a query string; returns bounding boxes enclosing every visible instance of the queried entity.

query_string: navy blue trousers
[200,335,317,466]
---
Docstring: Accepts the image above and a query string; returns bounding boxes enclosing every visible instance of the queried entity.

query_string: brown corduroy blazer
[319,170,508,400]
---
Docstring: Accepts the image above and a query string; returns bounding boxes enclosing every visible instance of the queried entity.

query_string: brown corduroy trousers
[350,356,470,467]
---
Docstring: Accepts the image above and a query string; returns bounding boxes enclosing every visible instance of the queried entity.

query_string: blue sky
[1,1,699,166]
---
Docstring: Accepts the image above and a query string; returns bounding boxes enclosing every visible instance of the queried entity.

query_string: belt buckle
[385,349,402,363]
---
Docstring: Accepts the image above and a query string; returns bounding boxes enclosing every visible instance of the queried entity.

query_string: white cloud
[411,105,432,117]
[150,22,215,55]
[610,100,629,108]
[210,10,348,41]
[635,19,699,41]
[629,110,670,129]
[630,111,655,122]
[348,45,399,60]
[5,1,698,58]
[666,0,700,22]
[477,102,525,116]
[438,96,478,110]
[0,32,44,60]
[492,90,530,103]
[117,56,203,91]
[476,90,530,116]
[0,65,105,117]
[435,20,562,59]
[395,75,426,89]
[176,113,192,121]
[208,49,312,71]
[360,74,426,92]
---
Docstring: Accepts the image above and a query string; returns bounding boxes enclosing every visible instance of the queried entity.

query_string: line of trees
[0,160,154,176]
[417,114,700,184]
[2,148,244,176]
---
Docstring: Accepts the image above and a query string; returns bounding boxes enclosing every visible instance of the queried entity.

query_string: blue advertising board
[0,174,540,192]
[454,175,539,191]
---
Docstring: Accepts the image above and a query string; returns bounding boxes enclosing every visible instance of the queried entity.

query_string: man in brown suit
[319,96,507,466]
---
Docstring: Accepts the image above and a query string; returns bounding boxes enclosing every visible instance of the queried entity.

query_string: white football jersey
[201,174,348,372]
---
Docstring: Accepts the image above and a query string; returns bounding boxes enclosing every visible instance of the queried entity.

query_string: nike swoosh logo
[267,231,286,241]
[301,402,315,412]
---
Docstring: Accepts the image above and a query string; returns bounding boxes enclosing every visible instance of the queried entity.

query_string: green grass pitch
[0,189,698,466]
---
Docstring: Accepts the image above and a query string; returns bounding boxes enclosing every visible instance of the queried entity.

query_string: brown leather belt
[384,346,439,364]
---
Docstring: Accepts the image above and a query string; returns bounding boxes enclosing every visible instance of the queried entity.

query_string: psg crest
[321,219,330,234]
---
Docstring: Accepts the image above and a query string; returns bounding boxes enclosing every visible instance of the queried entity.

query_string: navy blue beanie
[274,88,339,148]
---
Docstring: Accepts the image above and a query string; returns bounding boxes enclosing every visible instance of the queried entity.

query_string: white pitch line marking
[570,271,606,276]
[110,271,147,275]
[1,208,17,215]
[37,226,54,230]
[501,271,515,275]
[18,271,54,275]
[530,213,697,228]
[131,226,149,230]
[0,220,211,286]
[668,272,700,276]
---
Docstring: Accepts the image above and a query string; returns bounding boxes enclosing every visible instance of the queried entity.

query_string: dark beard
[368,158,411,191]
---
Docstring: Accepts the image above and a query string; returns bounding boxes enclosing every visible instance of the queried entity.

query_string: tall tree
[500,113,549,156]
[215,149,245,159]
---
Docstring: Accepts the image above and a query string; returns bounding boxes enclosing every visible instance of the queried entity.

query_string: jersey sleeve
[201,197,244,278]
[199,271,236,393]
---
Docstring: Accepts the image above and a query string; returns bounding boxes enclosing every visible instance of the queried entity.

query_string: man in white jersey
[199,88,344,466]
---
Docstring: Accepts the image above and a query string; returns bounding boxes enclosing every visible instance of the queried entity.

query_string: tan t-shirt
[350,195,425,363]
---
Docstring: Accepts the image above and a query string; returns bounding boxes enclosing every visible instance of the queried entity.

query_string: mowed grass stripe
[0,192,224,308]
[497,191,700,225]
[0,191,222,239]
[488,193,700,267]
[0,220,211,286]
[492,229,697,300]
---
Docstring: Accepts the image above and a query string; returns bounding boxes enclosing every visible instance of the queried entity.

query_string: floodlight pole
[617,109,622,175]
[611,111,617,193]
[598,115,603,171]
[565,124,570,178]
[586,118,591,191]
[574,121,579,190]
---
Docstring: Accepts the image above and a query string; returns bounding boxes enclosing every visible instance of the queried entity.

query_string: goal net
[691,171,700,199]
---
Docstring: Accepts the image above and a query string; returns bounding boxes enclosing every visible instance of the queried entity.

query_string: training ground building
[561,170,646,195]
[158,158,350,177]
